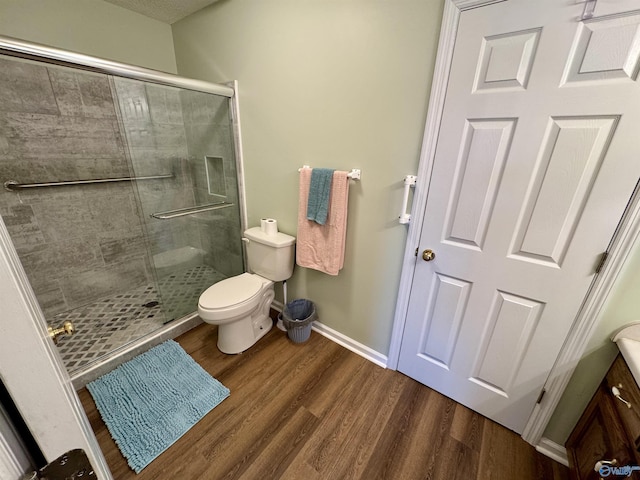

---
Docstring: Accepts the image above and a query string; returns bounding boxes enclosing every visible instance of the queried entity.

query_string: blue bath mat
[87,340,229,473]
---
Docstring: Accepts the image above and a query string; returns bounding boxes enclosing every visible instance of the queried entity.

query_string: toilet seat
[198,273,266,321]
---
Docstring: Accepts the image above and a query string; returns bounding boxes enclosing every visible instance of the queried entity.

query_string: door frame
[0,216,113,479]
[387,0,640,448]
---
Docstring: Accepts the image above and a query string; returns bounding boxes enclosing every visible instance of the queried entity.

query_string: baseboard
[535,437,569,467]
[271,301,388,368]
[311,322,388,368]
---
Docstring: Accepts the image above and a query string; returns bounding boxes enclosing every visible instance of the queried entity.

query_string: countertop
[613,322,640,386]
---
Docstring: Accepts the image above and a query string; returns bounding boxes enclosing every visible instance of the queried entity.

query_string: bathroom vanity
[567,326,640,480]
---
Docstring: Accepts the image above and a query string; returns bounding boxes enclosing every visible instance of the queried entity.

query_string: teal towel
[307,168,335,225]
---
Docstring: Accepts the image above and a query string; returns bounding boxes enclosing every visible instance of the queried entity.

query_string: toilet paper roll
[261,218,278,236]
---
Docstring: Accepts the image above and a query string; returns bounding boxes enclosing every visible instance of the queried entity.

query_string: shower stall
[0,40,245,387]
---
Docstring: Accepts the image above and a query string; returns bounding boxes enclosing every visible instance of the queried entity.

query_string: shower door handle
[48,321,75,344]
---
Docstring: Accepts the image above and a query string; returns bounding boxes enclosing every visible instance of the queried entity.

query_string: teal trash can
[282,299,316,343]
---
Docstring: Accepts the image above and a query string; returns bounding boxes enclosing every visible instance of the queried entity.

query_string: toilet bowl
[198,227,296,354]
[198,273,275,354]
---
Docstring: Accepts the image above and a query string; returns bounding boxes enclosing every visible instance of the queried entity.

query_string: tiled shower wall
[0,54,244,327]
[181,90,244,277]
[113,79,244,278]
[0,55,152,319]
[113,79,202,261]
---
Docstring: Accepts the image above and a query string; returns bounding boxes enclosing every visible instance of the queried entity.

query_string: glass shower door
[0,55,172,372]
[113,78,244,323]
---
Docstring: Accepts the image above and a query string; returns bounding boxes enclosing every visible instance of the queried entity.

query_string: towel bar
[4,173,174,191]
[150,202,234,219]
[298,165,361,180]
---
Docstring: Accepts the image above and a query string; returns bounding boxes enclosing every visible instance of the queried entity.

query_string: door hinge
[536,388,546,405]
[595,251,608,274]
[576,0,597,21]
[27,449,96,479]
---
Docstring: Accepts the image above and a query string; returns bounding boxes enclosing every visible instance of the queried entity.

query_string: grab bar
[150,202,234,219]
[399,175,417,224]
[4,173,174,191]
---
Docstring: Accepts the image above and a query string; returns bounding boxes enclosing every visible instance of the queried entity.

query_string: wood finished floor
[79,323,569,480]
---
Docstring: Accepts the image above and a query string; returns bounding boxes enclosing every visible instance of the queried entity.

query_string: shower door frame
[0,36,247,478]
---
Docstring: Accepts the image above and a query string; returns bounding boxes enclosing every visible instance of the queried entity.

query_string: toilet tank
[243,227,296,282]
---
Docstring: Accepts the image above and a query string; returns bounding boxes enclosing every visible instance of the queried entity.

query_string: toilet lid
[199,273,263,309]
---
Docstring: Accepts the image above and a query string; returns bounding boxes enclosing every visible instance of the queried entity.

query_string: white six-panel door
[398,0,640,433]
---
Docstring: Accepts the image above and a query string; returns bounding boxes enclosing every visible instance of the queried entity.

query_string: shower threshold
[69,311,202,390]
[53,264,226,388]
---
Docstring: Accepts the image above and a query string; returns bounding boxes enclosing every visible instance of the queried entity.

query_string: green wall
[0,0,177,73]
[172,0,445,354]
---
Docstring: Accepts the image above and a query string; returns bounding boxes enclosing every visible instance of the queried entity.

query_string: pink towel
[296,168,350,275]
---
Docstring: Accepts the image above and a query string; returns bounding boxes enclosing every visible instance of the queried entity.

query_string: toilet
[198,227,296,354]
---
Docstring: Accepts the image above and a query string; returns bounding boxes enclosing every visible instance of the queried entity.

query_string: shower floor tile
[55,265,226,372]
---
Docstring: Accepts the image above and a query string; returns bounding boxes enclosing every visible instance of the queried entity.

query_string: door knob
[422,249,436,261]
[48,321,75,345]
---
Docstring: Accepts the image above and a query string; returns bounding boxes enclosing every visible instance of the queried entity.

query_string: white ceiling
[103,0,220,24]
